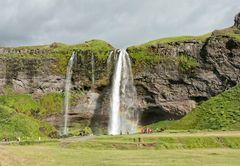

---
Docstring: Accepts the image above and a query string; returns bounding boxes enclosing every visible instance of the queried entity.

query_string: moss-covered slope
[0,93,62,140]
[148,84,240,130]
[0,104,56,140]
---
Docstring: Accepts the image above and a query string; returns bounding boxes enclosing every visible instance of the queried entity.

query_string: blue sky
[0,0,239,48]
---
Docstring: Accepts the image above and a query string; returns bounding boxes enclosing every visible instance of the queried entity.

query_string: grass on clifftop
[128,27,240,65]
[148,84,240,130]
[0,39,113,75]
[128,33,211,52]
[213,27,240,42]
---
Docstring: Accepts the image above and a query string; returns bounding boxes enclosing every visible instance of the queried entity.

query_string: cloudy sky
[0,0,239,48]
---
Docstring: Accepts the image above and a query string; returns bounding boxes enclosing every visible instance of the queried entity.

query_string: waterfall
[62,52,76,135]
[91,53,95,86]
[108,49,138,135]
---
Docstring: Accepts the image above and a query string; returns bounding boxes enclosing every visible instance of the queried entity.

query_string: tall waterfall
[91,52,95,86]
[62,52,76,135]
[108,49,138,135]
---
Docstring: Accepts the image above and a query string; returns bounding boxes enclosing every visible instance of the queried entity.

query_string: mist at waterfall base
[62,52,76,135]
[108,49,139,135]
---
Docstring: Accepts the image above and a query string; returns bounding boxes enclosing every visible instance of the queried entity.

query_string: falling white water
[63,52,76,135]
[108,49,138,135]
[107,51,114,76]
[91,53,95,85]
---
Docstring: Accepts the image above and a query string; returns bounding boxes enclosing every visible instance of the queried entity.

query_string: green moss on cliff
[127,33,209,72]
[40,93,63,114]
[177,55,199,71]
[0,40,113,75]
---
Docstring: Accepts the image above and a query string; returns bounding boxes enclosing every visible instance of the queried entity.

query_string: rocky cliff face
[128,12,240,125]
[130,34,240,125]
[0,14,240,131]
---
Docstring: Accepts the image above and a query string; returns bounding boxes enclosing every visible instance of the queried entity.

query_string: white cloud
[0,0,239,48]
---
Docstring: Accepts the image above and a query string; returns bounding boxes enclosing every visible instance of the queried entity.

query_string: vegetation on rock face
[0,91,63,140]
[0,39,113,75]
[128,27,239,64]
[68,123,93,136]
[176,55,199,71]
[49,39,113,74]
[0,94,47,118]
[148,84,240,130]
[0,92,64,118]
[0,105,56,140]
[40,93,63,115]
[127,33,209,72]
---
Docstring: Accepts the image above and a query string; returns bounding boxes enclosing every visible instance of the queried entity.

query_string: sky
[0,0,239,48]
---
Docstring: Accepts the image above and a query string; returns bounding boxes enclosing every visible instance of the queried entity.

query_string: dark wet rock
[234,12,240,28]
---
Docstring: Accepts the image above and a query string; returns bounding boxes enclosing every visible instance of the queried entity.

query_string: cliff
[0,13,240,133]
[129,25,240,125]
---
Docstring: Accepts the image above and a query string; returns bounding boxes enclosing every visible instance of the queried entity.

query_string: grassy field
[1,145,239,166]
[0,131,240,166]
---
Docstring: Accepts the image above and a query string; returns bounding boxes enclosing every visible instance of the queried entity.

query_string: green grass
[140,33,211,47]
[149,84,240,130]
[128,33,210,61]
[176,55,199,71]
[0,92,63,140]
[1,131,240,165]
[64,131,240,150]
[0,94,47,117]
[172,84,240,130]
[40,92,63,115]
[1,145,240,166]
[0,92,64,117]
[213,27,240,42]
[0,105,56,140]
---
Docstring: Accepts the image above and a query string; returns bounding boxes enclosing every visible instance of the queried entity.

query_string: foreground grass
[0,144,239,166]
[1,131,240,165]
[65,131,240,150]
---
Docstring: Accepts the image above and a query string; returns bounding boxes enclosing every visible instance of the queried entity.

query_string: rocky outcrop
[0,58,65,95]
[131,35,240,125]
[234,12,240,28]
